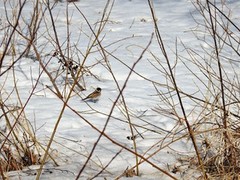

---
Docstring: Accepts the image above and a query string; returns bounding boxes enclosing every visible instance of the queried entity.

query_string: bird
[82,87,101,102]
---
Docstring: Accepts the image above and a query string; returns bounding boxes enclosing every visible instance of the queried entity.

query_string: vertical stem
[206,0,235,167]
[148,0,207,178]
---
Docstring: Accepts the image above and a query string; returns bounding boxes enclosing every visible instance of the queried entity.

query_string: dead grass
[1,0,240,179]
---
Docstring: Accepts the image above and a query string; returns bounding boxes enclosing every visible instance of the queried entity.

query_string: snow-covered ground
[1,0,240,179]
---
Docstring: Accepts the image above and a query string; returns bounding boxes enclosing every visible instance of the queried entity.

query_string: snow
[1,0,240,179]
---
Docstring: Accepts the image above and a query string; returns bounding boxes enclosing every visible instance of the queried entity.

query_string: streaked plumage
[82,87,101,102]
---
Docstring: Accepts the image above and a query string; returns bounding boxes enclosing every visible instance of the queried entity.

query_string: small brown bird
[82,87,101,102]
